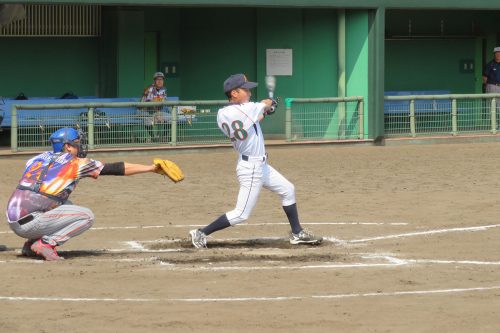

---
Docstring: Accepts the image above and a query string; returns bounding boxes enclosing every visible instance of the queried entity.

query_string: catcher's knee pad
[226,209,250,225]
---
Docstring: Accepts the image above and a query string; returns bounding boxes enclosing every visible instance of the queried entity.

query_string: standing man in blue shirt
[483,47,500,93]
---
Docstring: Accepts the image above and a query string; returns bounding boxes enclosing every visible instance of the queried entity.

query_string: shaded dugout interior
[0,6,370,136]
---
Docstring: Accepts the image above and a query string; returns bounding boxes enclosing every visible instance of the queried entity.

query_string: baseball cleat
[189,229,207,248]
[30,239,64,261]
[21,240,37,257]
[289,229,323,245]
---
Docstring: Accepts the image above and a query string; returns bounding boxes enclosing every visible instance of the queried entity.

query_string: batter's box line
[2,252,500,267]
[1,286,500,303]
[156,253,500,272]
[0,221,409,235]
[87,221,410,231]
[340,223,500,243]
[129,223,500,248]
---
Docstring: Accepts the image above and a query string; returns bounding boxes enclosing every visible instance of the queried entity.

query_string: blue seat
[384,91,451,114]
[0,96,193,128]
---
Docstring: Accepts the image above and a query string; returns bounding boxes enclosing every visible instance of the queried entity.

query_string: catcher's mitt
[153,159,184,183]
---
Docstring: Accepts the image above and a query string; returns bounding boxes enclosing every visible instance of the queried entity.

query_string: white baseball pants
[226,156,296,225]
[8,203,94,246]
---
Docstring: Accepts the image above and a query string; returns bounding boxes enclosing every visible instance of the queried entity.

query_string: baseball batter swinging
[5,127,183,260]
[189,74,322,248]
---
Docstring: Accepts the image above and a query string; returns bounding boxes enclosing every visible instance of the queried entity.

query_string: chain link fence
[11,101,229,151]
[385,94,500,137]
[285,97,365,141]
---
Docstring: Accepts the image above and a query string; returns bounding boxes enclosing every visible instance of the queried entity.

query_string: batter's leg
[190,162,264,248]
[224,162,264,226]
[262,164,302,233]
[264,165,322,244]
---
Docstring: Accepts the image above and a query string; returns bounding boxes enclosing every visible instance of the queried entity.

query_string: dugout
[0,2,375,142]
[385,10,500,95]
[1,0,500,145]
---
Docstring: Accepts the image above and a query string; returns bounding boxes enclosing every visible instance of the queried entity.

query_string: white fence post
[410,99,416,137]
[491,98,497,135]
[358,99,364,139]
[451,99,457,136]
[88,107,95,149]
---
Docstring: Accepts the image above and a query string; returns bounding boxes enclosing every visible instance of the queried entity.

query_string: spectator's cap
[153,72,165,80]
[494,47,500,53]
[224,74,258,94]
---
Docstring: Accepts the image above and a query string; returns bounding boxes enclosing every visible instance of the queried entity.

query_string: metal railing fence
[10,100,228,151]
[285,96,364,141]
[385,94,500,137]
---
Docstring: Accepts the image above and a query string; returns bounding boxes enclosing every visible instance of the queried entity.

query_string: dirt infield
[1,143,500,332]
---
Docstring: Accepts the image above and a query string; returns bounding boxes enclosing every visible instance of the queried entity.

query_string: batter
[189,74,322,248]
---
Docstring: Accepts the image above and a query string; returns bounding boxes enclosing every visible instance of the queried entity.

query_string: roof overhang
[1,0,500,10]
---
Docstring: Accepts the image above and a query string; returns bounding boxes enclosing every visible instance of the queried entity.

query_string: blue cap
[49,127,80,153]
[223,74,258,94]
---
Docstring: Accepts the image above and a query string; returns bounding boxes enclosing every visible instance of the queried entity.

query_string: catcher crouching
[5,127,183,261]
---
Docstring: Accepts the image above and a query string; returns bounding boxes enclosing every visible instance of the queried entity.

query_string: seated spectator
[139,72,168,142]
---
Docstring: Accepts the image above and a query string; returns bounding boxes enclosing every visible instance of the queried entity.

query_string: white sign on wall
[266,49,293,76]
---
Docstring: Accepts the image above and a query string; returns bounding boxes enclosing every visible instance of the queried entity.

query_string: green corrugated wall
[0,38,99,98]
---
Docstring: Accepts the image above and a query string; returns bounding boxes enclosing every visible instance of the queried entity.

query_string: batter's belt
[241,154,267,162]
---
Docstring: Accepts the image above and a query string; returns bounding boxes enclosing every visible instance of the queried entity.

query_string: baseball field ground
[1,142,500,332]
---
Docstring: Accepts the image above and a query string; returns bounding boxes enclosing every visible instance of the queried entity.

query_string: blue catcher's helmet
[49,127,87,157]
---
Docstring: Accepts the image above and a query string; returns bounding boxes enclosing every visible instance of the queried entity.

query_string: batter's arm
[257,99,274,121]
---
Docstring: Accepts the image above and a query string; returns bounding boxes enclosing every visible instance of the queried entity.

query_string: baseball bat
[265,75,276,99]
[265,75,278,113]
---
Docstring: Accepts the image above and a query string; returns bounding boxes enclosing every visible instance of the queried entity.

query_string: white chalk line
[89,222,409,231]
[0,222,408,235]
[360,254,500,267]
[325,223,500,244]
[0,256,161,264]
[117,240,182,253]
[158,261,406,271]
[2,247,500,269]
[158,253,500,272]
[138,223,500,246]
[2,255,500,268]
[1,285,499,303]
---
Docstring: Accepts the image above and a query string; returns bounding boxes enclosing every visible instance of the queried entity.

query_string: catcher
[5,127,183,261]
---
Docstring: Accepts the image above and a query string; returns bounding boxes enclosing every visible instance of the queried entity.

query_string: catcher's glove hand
[153,159,185,183]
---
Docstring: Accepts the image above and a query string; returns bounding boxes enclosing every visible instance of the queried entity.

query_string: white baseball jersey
[217,102,266,157]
